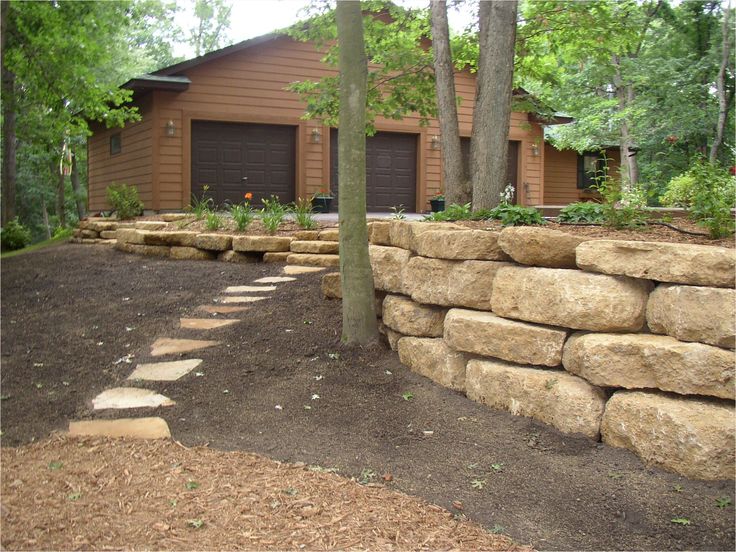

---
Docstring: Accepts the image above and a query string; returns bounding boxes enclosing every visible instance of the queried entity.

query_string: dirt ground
[1,244,734,551]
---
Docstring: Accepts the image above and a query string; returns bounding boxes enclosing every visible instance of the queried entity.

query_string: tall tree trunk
[51,158,66,228]
[70,151,86,220]
[470,0,518,211]
[430,0,468,205]
[1,0,17,226]
[41,198,51,240]
[709,3,731,164]
[613,56,639,190]
[336,0,378,345]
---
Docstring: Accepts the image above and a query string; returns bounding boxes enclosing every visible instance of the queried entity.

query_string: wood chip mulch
[1,435,530,551]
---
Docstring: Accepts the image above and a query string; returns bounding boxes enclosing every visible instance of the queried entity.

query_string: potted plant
[429,193,445,213]
[311,190,334,213]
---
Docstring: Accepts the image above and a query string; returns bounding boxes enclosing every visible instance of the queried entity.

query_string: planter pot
[311,197,333,213]
[429,199,445,213]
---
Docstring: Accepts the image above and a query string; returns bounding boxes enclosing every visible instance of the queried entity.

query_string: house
[87,32,619,213]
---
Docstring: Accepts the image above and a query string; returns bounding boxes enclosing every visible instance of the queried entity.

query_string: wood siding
[543,144,621,205]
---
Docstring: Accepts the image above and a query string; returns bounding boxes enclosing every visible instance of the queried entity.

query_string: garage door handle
[241,176,248,181]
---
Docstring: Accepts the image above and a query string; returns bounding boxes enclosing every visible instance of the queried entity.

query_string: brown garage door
[330,130,417,211]
[191,121,296,206]
[461,138,519,202]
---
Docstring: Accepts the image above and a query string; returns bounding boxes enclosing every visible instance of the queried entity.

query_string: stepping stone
[180,318,239,330]
[217,296,269,304]
[92,388,175,410]
[198,305,249,314]
[283,265,326,275]
[150,338,220,356]
[224,285,277,293]
[68,418,171,439]
[254,276,297,283]
[128,359,203,381]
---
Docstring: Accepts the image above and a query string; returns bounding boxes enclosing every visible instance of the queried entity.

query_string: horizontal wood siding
[543,145,622,205]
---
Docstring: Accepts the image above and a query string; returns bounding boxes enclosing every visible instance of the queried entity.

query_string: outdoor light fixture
[165,119,176,137]
[430,135,441,150]
[530,142,540,156]
[310,128,322,144]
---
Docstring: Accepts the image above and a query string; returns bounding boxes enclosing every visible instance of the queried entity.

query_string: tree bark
[470,0,518,211]
[41,197,51,240]
[430,0,468,205]
[709,3,731,164]
[70,150,86,220]
[336,0,378,345]
[51,157,66,228]
[1,0,17,226]
[613,55,639,190]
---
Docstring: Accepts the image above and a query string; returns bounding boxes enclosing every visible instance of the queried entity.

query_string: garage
[330,130,417,212]
[191,121,296,206]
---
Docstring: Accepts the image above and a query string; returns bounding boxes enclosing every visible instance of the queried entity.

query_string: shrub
[557,202,606,223]
[592,177,648,229]
[291,197,318,229]
[660,173,698,208]
[1,218,32,251]
[106,184,143,220]
[423,202,473,221]
[489,204,545,226]
[685,161,735,238]
[260,195,287,234]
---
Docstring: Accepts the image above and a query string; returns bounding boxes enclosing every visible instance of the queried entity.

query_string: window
[577,151,606,189]
[110,133,121,155]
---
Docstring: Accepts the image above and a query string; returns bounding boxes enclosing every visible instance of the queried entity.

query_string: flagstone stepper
[283,265,326,275]
[128,359,203,381]
[180,318,240,330]
[198,305,249,314]
[150,338,220,356]
[68,417,171,439]
[224,285,277,293]
[217,296,269,304]
[92,387,175,410]
[254,276,297,283]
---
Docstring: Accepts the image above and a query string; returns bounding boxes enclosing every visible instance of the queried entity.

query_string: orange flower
[244,192,253,200]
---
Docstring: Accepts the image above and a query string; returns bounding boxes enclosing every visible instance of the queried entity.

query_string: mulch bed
[1,244,734,551]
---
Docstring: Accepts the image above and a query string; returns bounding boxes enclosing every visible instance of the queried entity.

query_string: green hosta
[557,202,606,223]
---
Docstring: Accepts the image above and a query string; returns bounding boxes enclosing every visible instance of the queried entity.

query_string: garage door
[461,138,519,202]
[330,130,417,211]
[191,121,296,206]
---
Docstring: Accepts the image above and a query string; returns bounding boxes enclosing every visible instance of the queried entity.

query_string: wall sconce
[310,128,322,144]
[530,142,540,156]
[430,135,441,150]
[165,120,176,137]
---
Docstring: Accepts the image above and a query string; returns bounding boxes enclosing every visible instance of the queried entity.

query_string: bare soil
[1,244,734,551]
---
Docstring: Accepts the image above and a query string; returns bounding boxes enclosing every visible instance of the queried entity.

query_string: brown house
[88,33,617,213]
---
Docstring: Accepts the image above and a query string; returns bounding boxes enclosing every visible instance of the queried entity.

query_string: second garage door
[330,130,417,211]
[191,121,296,206]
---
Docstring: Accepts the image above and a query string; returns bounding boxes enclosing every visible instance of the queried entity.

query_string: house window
[577,151,606,189]
[110,133,121,156]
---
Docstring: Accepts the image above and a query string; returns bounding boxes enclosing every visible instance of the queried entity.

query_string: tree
[1,0,17,226]
[430,0,468,205]
[709,1,732,163]
[470,0,518,210]
[189,0,232,57]
[335,0,378,345]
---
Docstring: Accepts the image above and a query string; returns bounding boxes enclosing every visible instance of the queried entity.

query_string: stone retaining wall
[325,221,735,481]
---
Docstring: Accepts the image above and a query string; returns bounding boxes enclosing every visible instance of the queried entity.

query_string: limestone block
[415,229,510,261]
[498,226,587,268]
[116,228,145,244]
[219,250,261,263]
[160,213,191,222]
[398,337,467,391]
[81,229,99,239]
[69,418,171,439]
[491,266,652,331]
[368,221,392,245]
[100,231,117,240]
[406,257,512,310]
[141,230,198,247]
[445,309,567,367]
[382,295,446,337]
[233,235,293,252]
[170,247,215,261]
[135,221,167,230]
[293,230,320,240]
[378,323,404,351]
[647,284,735,349]
[564,332,735,399]
[286,253,339,267]
[576,240,735,288]
[195,233,233,251]
[114,242,170,257]
[601,391,735,480]
[72,229,82,238]
[319,228,340,241]
[86,221,119,232]
[389,220,462,251]
[466,359,606,439]
[291,240,339,254]
[369,245,412,294]
[262,252,289,263]
[321,272,342,299]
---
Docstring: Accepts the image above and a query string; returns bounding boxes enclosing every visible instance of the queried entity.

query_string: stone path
[70,265,324,439]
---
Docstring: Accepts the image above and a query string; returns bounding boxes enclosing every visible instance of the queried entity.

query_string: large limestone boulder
[319,228,340,241]
[135,220,167,230]
[398,337,467,391]
[647,284,735,349]
[262,252,290,263]
[369,245,412,294]
[140,230,198,247]
[114,242,170,257]
[286,253,339,267]
[491,266,652,331]
[84,220,119,232]
[378,322,404,351]
[414,229,509,261]
[232,235,292,252]
[170,247,215,261]
[218,250,261,263]
[445,309,567,367]
[368,221,392,245]
[389,221,462,251]
[563,333,735,400]
[293,230,320,241]
[290,240,339,254]
[116,228,145,245]
[321,272,341,299]
[601,391,735,480]
[195,233,233,251]
[405,257,511,310]
[576,240,735,288]
[382,295,446,337]
[466,359,606,438]
[498,226,587,268]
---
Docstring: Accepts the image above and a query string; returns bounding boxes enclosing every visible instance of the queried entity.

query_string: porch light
[165,120,176,137]
[310,128,322,144]
[530,142,540,156]
[430,135,441,150]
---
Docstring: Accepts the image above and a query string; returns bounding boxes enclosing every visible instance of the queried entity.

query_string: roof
[121,74,192,93]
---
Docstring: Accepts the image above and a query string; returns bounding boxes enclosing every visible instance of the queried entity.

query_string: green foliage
[687,163,736,239]
[106,184,144,220]
[260,196,288,235]
[205,211,222,231]
[661,173,698,208]
[557,202,607,223]
[230,202,256,232]
[290,197,318,230]
[423,202,473,221]
[188,185,214,220]
[592,177,648,229]
[489,204,546,227]
[189,0,232,56]
[0,218,32,251]
[390,205,407,220]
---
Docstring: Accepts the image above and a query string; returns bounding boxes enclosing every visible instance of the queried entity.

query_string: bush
[557,202,606,223]
[489,204,545,226]
[592,178,648,229]
[106,184,143,220]
[1,218,32,251]
[423,202,473,221]
[685,161,735,239]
